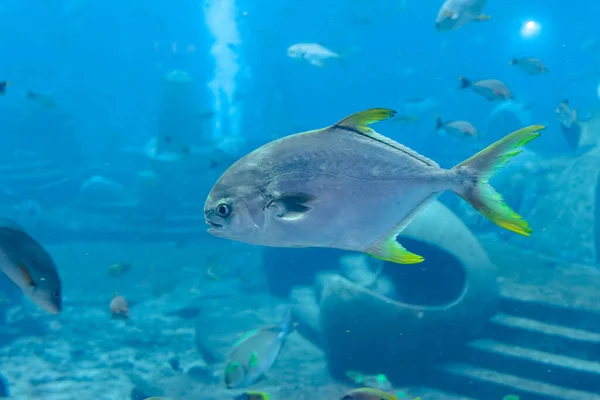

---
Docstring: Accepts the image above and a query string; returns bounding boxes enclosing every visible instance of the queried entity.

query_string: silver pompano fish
[204,109,542,264]
[224,311,293,388]
[435,0,490,32]
[0,219,61,313]
[287,43,340,68]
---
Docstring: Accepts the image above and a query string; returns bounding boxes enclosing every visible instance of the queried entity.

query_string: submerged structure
[316,201,499,381]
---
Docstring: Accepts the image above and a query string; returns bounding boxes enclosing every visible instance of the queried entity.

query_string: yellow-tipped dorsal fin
[334,108,397,134]
[332,108,439,167]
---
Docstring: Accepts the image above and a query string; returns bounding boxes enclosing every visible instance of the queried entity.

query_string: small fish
[435,115,478,138]
[110,292,129,320]
[502,396,520,400]
[205,109,541,264]
[458,77,514,101]
[509,57,548,75]
[26,91,56,108]
[435,0,490,32]
[205,254,239,281]
[234,392,271,400]
[224,311,294,388]
[341,388,398,400]
[206,255,226,281]
[108,262,132,278]
[556,99,578,130]
[0,81,8,95]
[287,43,341,68]
[556,99,581,150]
[0,219,62,314]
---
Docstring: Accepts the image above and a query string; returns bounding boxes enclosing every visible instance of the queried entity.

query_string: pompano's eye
[216,203,231,218]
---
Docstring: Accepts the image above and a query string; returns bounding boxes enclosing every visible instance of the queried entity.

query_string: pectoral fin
[366,235,424,264]
[267,193,317,220]
[248,352,259,372]
[20,265,36,288]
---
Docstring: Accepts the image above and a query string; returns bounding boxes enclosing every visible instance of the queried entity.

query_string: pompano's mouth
[206,221,223,229]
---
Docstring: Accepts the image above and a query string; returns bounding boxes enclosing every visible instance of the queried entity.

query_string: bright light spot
[520,20,541,38]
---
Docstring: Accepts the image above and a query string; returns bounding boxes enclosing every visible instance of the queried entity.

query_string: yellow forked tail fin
[451,125,544,236]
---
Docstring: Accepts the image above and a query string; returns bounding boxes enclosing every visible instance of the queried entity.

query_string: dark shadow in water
[387,237,466,306]
[263,237,466,306]
[263,247,349,298]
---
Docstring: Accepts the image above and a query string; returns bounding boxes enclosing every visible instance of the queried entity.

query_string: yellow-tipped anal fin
[366,236,424,265]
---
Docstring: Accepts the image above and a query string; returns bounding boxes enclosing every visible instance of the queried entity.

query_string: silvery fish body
[435,0,489,31]
[224,312,293,388]
[205,109,542,264]
[286,43,340,67]
[207,114,445,252]
[0,219,61,314]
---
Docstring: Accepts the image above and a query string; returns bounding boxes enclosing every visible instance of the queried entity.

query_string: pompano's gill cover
[205,108,543,264]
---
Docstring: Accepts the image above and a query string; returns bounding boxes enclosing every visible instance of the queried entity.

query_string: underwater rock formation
[317,201,499,382]
[517,148,600,264]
